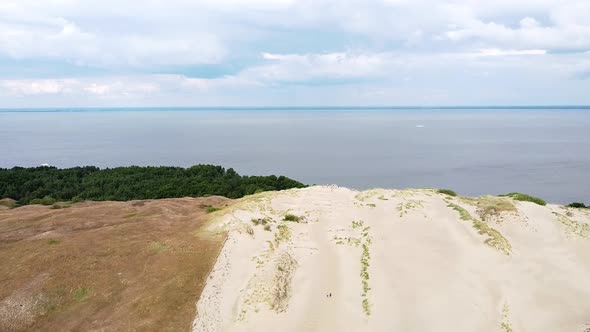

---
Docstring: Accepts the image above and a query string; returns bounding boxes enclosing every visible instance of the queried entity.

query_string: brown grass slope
[0,197,231,332]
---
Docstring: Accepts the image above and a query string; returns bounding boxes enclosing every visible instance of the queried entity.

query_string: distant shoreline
[2,105,590,112]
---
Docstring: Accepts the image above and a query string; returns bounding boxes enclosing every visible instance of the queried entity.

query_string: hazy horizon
[2,105,590,112]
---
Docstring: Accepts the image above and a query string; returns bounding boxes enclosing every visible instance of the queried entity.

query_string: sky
[1,0,590,107]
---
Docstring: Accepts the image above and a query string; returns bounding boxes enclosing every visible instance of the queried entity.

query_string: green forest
[0,165,306,205]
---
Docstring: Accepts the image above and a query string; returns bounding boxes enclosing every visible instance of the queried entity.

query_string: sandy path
[297,218,340,331]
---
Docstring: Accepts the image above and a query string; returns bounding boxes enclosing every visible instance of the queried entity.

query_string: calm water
[1,108,589,204]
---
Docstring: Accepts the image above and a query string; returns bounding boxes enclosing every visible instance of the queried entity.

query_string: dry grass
[447,202,512,255]
[0,196,231,332]
[251,217,273,226]
[468,196,517,222]
[274,224,291,245]
[397,200,424,217]
[270,252,298,312]
[501,303,514,332]
[0,198,16,209]
[553,212,590,238]
[360,226,372,316]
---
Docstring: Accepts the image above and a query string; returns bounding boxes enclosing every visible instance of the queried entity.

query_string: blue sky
[1,0,590,107]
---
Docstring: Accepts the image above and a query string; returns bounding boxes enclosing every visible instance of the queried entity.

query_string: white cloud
[0,0,589,106]
[1,79,80,95]
[0,3,226,66]
[246,52,393,82]
[1,78,160,97]
[84,83,111,95]
[473,48,547,56]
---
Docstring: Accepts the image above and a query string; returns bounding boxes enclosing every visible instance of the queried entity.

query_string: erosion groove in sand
[193,186,590,332]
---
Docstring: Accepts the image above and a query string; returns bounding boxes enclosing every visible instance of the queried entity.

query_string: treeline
[0,165,306,205]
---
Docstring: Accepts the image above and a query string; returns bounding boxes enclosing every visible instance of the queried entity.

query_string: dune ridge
[193,186,590,332]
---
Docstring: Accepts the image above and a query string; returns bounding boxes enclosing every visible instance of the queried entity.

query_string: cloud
[472,49,547,56]
[0,78,160,97]
[1,79,80,95]
[0,0,589,106]
[249,52,392,82]
[0,3,226,67]
[446,16,590,50]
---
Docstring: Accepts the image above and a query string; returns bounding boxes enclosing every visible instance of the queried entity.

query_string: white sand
[193,186,590,332]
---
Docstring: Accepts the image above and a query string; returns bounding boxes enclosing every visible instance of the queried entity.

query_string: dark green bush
[437,189,457,196]
[567,202,587,208]
[283,214,302,222]
[206,206,222,213]
[500,192,546,206]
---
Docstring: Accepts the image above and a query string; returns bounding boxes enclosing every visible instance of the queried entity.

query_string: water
[1,108,589,204]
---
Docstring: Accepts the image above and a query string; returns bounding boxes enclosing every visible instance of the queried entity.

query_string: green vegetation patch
[437,189,457,196]
[333,235,361,247]
[251,217,273,226]
[501,303,513,332]
[447,203,473,221]
[0,164,306,205]
[351,220,364,229]
[206,206,222,213]
[500,192,546,206]
[73,287,90,302]
[447,202,512,254]
[567,202,588,208]
[48,239,61,245]
[360,226,372,316]
[397,200,424,217]
[30,195,56,205]
[283,214,302,222]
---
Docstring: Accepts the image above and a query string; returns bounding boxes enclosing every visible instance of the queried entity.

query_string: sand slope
[193,186,590,332]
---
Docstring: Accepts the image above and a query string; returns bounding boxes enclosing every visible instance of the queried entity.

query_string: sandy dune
[193,186,590,332]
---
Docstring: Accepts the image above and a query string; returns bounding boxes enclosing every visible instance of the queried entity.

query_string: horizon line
[2,105,590,112]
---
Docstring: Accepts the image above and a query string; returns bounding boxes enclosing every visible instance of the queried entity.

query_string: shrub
[251,217,273,225]
[0,198,16,209]
[264,224,272,231]
[568,202,587,208]
[73,287,90,301]
[206,206,221,213]
[500,192,546,206]
[283,214,301,222]
[437,189,457,196]
[30,195,56,205]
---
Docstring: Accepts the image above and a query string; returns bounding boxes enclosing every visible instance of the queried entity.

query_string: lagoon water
[1,108,589,204]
